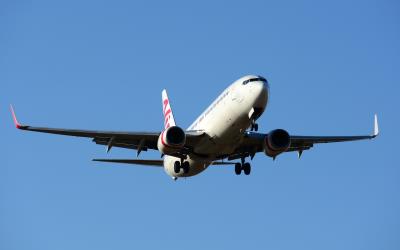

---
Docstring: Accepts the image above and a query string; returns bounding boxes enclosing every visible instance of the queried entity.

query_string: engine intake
[157,126,186,155]
[264,129,290,157]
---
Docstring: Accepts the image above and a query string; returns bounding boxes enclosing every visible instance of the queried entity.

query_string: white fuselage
[164,75,269,178]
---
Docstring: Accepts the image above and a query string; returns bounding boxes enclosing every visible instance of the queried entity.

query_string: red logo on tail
[163,99,171,129]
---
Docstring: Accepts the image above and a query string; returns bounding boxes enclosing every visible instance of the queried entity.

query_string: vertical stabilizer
[162,89,176,129]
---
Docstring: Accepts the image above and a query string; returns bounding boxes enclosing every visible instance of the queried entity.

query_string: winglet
[10,105,23,129]
[373,114,379,137]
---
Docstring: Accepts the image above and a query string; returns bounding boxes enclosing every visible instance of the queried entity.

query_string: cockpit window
[242,76,267,85]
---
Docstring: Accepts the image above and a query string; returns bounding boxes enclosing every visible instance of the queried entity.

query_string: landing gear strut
[174,160,190,174]
[234,158,251,175]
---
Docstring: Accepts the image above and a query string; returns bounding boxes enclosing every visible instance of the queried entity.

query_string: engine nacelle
[264,129,291,157]
[157,126,186,155]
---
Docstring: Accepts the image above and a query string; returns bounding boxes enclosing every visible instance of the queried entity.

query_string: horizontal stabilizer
[93,159,163,166]
[211,161,238,165]
[93,159,238,167]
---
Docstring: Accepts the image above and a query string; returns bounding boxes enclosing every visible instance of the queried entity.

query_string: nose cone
[250,80,269,108]
[253,80,268,92]
[253,80,269,98]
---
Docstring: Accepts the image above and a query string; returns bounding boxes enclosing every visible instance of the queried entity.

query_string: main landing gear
[235,158,251,175]
[174,160,190,174]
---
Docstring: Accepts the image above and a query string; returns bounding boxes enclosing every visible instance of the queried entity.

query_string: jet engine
[264,129,290,157]
[157,126,186,155]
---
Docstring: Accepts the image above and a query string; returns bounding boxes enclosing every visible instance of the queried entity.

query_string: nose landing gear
[250,119,258,131]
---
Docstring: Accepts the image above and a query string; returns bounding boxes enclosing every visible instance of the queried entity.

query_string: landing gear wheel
[174,161,181,173]
[254,123,258,131]
[243,162,251,175]
[250,121,259,131]
[182,161,190,174]
[235,163,242,175]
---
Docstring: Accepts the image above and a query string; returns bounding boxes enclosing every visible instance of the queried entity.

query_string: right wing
[10,105,204,155]
[288,114,379,153]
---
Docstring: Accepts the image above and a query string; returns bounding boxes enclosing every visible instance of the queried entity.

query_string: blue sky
[1,0,399,249]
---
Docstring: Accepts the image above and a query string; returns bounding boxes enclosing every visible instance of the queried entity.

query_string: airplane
[10,75,379,180]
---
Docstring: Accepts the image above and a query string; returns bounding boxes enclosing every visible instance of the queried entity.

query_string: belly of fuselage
[193,95,256,156]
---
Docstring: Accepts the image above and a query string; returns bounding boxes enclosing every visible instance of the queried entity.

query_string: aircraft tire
[174,161,181,173]
[182,161,190,174]
[243,162,251,175]
[235,163,242,175]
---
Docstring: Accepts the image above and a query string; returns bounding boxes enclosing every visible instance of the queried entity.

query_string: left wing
[10,105,203,155]
[226,115,379,160]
